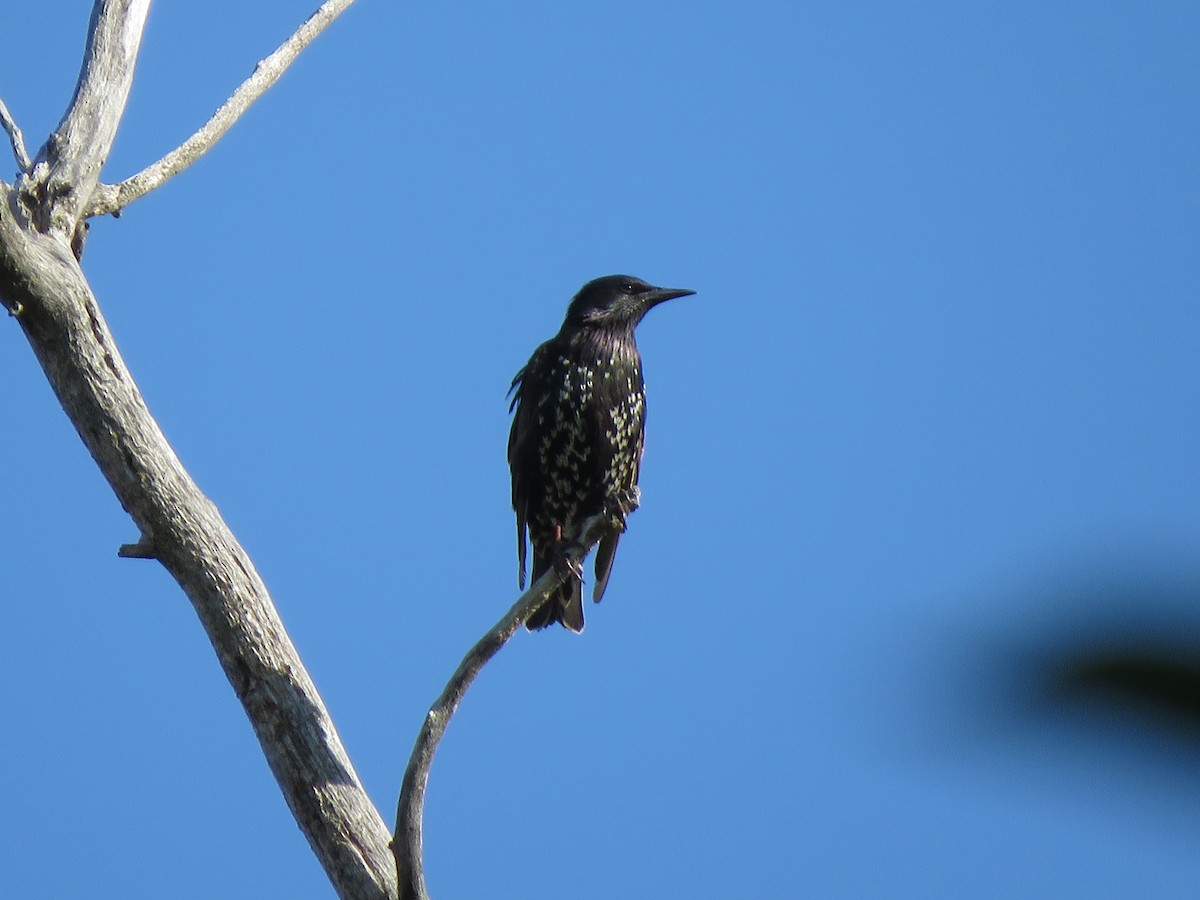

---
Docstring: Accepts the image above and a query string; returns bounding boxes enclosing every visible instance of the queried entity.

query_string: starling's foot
[550,523,584,581]
[551,542,584,582]
[606,487,642,531]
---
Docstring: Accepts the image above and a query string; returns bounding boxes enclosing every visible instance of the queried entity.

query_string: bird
[507,275,694,632]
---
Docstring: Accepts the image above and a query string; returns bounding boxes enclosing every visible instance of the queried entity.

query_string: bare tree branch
[86,0,357,218]
[391,498,639,900]
[1,2,394,896]
[31,0,151,238]
[0,194,398,900]
[0,96,32,174]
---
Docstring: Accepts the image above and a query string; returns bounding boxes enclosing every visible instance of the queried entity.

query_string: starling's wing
[592,532,620,603]
[512,498,528,589]
[507,344,551,589]
[507,394,530,589]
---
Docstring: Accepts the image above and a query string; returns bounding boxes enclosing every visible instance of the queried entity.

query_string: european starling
[507,275,694,632]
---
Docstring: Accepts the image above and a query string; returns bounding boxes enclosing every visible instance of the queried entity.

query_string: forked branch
[391,498,638,900]
[86,0,356,218]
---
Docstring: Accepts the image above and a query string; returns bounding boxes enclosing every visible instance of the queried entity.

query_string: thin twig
[0,96,32,173]
[86,0,356,218]
[391,498,638,900]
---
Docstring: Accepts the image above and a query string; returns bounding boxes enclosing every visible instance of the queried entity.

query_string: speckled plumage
[508,275,693,632]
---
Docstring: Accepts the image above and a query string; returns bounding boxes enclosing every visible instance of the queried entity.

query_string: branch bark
[1,3,392,898]
[0,96,32,174]
[86,0,356,218]
[31,0,150,237]
[391,501,637,900]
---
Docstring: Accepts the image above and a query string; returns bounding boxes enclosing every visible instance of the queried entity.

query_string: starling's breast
[524,330,647,540]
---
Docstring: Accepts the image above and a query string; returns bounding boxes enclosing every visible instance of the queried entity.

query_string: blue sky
[3,1,1200,897]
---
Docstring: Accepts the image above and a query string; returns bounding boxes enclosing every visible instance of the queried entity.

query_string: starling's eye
[622,282,637,293]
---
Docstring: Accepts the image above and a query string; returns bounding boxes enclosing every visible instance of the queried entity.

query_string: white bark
[0,96,33,173]
[0,2,393,898]
[32,0,150,238]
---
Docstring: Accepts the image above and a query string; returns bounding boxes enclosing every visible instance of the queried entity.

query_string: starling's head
[562,275,695,331]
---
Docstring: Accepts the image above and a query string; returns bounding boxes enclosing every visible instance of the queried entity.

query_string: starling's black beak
[643,286,696,310]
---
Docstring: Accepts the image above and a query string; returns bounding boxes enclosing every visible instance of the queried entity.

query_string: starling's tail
[525,562,584,632]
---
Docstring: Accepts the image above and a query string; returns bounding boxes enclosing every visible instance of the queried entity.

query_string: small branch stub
[118,537,157,559]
